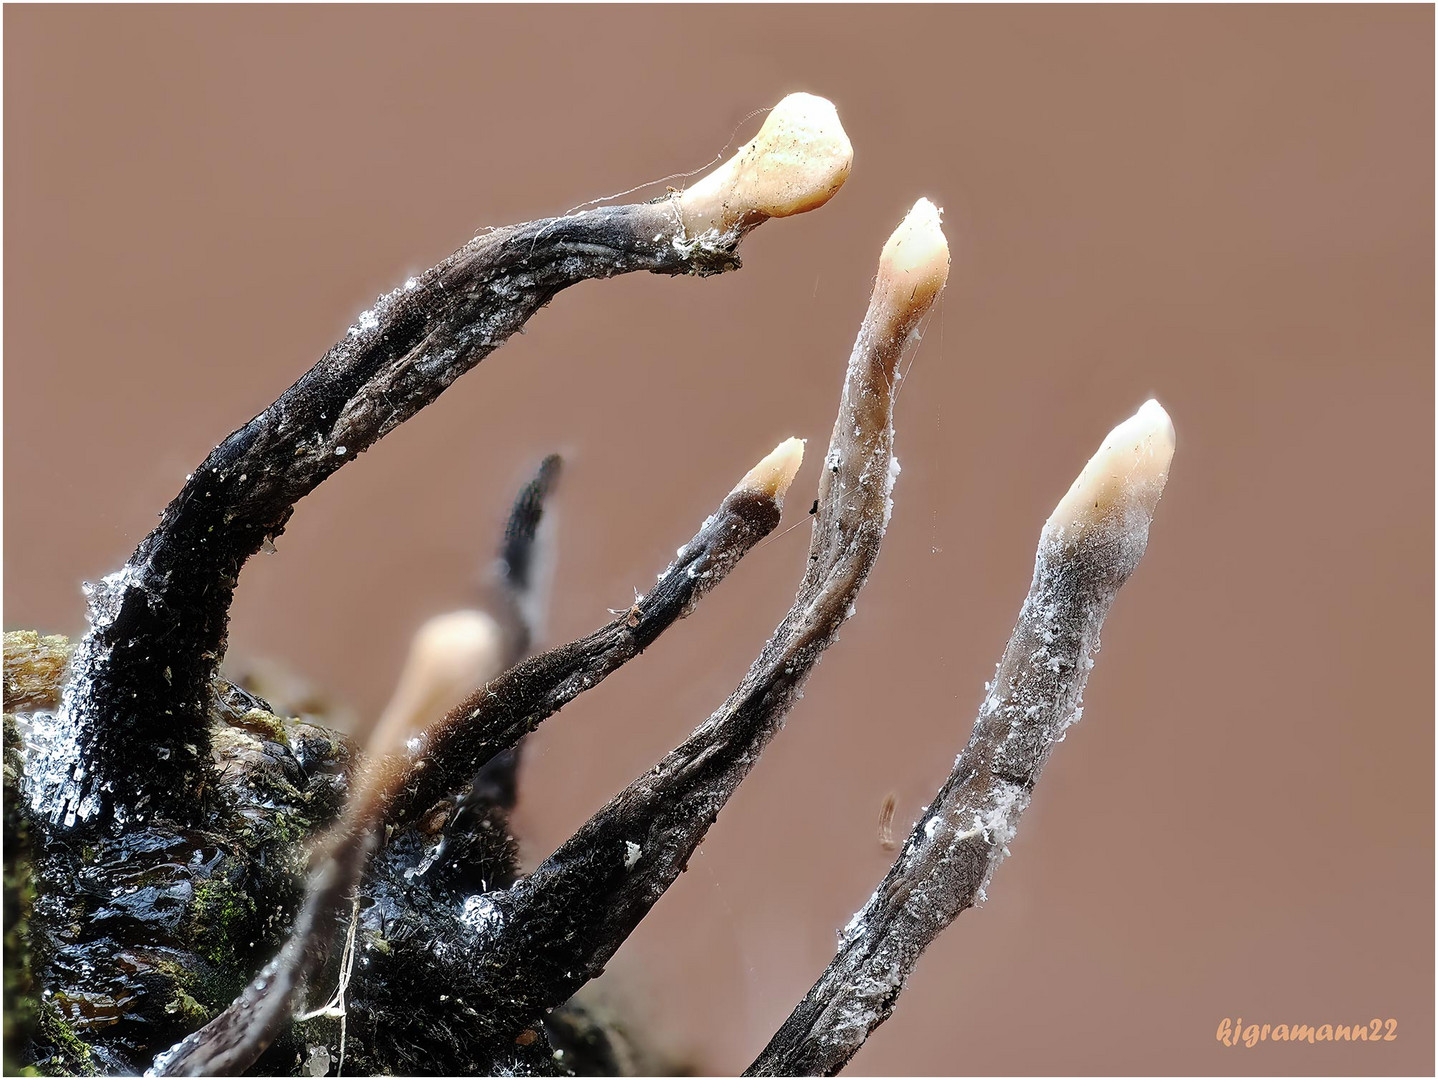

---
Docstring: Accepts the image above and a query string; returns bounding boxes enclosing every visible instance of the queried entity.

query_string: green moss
[163,988,213,1028]
[234,707,288,743]
[31,1001,98,1076]
[267,807,313,847]
[152,955,237,1027]
[190,876,259,970]
[3,713,24,788]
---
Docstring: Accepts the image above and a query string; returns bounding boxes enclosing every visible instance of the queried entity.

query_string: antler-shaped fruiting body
[28,93,852,833]
[387,199,950,1049]
[8,85,1187,1079]
[149,439,802,1076]
[748,400,1176,1076]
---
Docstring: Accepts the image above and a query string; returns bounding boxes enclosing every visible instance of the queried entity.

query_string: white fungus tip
[873,198,951,330]
[678,93,852,235]
[367,609,506,759]
[1046,398,1176,533]
[734,436,806,504]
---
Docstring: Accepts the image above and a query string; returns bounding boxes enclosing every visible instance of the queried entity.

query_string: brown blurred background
[6,5,1433,1075]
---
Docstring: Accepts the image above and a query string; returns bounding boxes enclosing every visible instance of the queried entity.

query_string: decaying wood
[747,401,1176,1076]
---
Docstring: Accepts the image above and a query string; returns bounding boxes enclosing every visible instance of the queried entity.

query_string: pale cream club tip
[734,436,806,503]
[678,93,853,236]
[367,610,506,759]
[1046,399,1176,533]
[874,198,951,327]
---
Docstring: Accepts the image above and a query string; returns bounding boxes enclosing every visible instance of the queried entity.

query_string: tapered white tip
[872,198,951,332]
[733,437,805,504]
[368,610,506,758]
[1046,399,1176,533]
[678,93,853,236]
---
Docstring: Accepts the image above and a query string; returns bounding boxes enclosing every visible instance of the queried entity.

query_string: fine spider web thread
[514,104,765,263]
[518,106,774,258]
[892,296,943,409]
[558,106,774,218]
[750,513,810,556]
